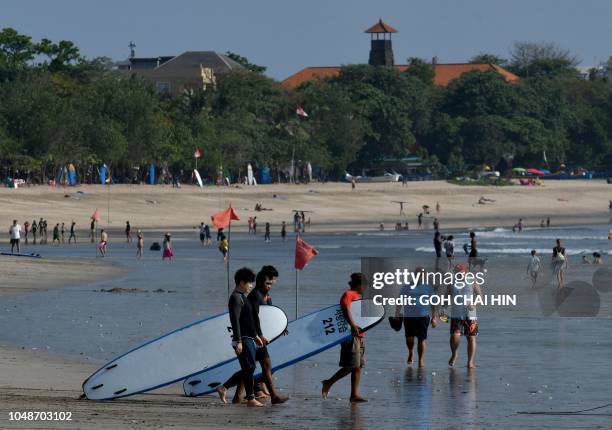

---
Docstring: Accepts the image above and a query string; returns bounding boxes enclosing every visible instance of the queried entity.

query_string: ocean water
[1,225,611,429]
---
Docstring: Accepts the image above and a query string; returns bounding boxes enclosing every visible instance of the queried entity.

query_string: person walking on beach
[217,266,289,405]
[417,213,423,230]
[321,273,368,403]
[227,267,266,407]
[162,233,173,261]
[23,221,30,245]
[448,264,482,369]
[281,221,287,242]
[9,220,22,253]
[31,220,37,245]
[264,222,271,243]
[436,202,440,214]
[552,239,568,289]
[517,218,523,233]
[252,217,258,235]
[98,229,108,257]
[433,218,439,231]
[136,230,144,259]
[444,235,455,270]
[396,267,437,367]
[527,250,541,288]
[204,224,211,245]
[125,221,132,243]
[52,223,61,245]
[68,221,76,244]
[546,217,550,228]
[248,217,254,235]
[61,222,66,243]
[217,227,224,242]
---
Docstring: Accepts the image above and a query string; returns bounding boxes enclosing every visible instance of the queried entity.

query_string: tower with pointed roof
[365,18,398,66]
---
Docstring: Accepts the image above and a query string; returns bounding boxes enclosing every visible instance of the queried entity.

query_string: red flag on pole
[194,148,202,158]
[91,209,100,222]
[296,106,309,118]
[211,206,240,229]
[295,235,318,270]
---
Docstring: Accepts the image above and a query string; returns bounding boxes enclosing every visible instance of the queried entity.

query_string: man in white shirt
[9,220,22,253]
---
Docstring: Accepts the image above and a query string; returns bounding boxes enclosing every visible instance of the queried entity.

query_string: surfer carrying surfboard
[228,267,266,407]
[321,273,368,403]
[217,266,289,405]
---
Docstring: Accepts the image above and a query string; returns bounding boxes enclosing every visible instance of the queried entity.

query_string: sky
[2,0,611,80]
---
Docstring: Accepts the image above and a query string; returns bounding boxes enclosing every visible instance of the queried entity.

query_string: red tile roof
[365,19,398,34]
[281,63,519,89]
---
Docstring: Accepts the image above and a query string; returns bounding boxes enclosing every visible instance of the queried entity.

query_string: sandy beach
[0,180,609,234]
[1,180,610,429]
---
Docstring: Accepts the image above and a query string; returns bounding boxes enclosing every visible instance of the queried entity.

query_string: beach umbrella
[527,168,545,175]
[511,167,526,172]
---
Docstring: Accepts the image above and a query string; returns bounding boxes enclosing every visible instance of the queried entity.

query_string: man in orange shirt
[321,273,367,403]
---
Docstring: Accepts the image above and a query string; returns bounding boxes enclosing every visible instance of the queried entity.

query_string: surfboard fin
[114,388,127,395]
[208,382,220,388]
[91,384,104,390]
[188,380,201,386]
[106,364,118,370]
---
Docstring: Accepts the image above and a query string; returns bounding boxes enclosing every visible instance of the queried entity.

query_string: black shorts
[255,345,269,362]
[339,336,365,368]
[10,238,19,245]
[403,316,430,339]
[199,233,205,241]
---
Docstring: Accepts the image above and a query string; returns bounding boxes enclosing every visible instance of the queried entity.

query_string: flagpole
[295,268,299,319]
[227,221,231,297]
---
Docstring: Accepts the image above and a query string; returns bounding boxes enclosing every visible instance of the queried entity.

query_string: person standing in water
[264,222,271,243]
[227,267,265,407]
[219,234,229,262]
[444,235,455,271]
[552,239,568,289]
[98,229,108,257]
[527,250,541,288]
[31,220,37,245]
[322,273,368,403]
[68,221,77,244]
[52,223,61,246]
[162,233,173,261]
[199,222,206,246]
[90,219,96,243]
[467,232,478,271]
[281,221,287,242]
[136,230,144,259]
[61,222,66,243]
[125,221,132,243]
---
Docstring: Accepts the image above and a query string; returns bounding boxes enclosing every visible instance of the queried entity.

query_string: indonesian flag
[91,209,100,222]
[296,106,309,118]
[194,148,202,158]
[295,235,318,270]
[211,206,240,229]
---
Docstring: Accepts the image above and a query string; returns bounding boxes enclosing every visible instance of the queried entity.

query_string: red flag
[91,209,100,222]
[296,106,309,118]
[211,206,240,229]
[194,148,202,158]
[295,235,318,270]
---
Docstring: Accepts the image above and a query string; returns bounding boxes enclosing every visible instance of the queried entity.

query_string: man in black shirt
[228,267,264,407]
[218,266,288,405]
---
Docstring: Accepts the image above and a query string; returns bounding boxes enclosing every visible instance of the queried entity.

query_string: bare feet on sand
[216,386,228,404]
[321,380,332,399]
[350,396,368,403]
[247,399,264,407]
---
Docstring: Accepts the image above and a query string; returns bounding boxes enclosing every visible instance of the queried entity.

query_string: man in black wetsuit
[218,266,289,405]
[228,267,265,407]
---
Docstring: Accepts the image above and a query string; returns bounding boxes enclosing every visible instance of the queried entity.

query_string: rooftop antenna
[128,41,136,59]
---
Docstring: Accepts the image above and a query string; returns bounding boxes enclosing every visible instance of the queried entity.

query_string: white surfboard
[183,300,384,396]
[83,306,288,400]
[247,163,254,185]
[194,169,203,187]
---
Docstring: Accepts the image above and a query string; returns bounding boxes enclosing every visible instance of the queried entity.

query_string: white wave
[478,232,607,241]
[414,247,611,256]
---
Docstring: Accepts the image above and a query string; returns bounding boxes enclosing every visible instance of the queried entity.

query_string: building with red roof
[282,19,519,89]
